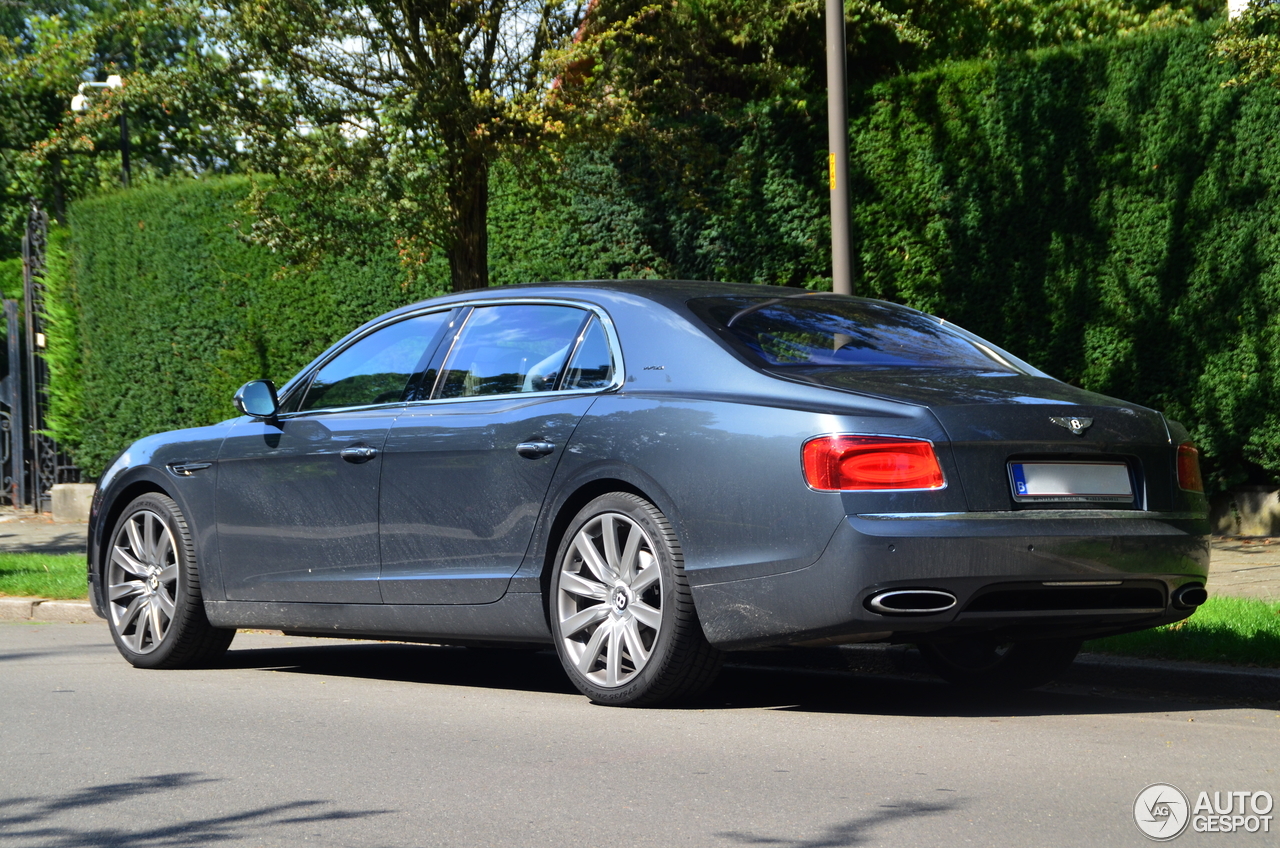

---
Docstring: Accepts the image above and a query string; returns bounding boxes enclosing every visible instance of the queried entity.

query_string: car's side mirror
[234,380,279,419]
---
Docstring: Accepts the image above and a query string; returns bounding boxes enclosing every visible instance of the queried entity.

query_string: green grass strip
[0,552,87,600]
[1086,596,1280,668]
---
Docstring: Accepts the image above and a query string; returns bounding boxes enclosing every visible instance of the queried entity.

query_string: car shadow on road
[710,663,1202,718]
[716,799,960,847]
[0,772,391,847]
[212,638,1209,718]
[214,640,582,696]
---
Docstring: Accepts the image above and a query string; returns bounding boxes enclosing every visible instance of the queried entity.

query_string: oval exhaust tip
[866,589,957,616]
[1172,585,1208,610]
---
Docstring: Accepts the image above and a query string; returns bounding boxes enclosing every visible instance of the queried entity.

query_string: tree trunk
[447,155,490,291]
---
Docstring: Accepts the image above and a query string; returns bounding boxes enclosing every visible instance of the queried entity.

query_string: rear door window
[436,305,590,399]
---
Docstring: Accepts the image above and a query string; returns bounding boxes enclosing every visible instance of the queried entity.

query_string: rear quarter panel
[543,394,964,587]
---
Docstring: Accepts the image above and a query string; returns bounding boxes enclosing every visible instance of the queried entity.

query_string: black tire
[549,493,722,706]
[918,637,1082,690]
[104,492,235,669]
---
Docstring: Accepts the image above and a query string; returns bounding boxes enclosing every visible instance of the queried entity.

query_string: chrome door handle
[340,445,379,463]
[516,440,556,459]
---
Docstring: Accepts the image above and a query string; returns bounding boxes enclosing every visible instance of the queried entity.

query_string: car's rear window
[690,295,1024,372]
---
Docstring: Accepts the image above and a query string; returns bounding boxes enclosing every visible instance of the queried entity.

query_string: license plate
[1008,461,1133,503]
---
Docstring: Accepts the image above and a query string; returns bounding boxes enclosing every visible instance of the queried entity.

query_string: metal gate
[0,202,81,510]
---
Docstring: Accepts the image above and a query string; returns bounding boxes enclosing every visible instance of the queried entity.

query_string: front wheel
[550,493,721,706]
[918,637,1081,690]
[105,492,235,669]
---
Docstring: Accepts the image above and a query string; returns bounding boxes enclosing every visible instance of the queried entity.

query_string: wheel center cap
[610,585,631,614]
[148,575,159,590]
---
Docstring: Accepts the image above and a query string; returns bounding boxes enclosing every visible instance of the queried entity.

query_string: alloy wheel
[555,512,664,688]
[107,509,179,654]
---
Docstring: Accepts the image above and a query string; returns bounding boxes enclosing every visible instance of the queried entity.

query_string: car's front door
[216,311,453,603]
[379,303,620,604]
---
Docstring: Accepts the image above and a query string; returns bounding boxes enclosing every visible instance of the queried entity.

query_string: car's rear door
[378,302,621,604]
[216,311,454,603]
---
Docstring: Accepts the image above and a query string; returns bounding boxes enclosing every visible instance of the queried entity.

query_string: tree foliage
[2,0,1222,280]
[0,0,241,256]
[536,0,1219,292]
[207,0,590,291]
[1214,0,1280,86]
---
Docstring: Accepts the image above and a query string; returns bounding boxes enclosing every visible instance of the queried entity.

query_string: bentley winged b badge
[1050,416,1093,436]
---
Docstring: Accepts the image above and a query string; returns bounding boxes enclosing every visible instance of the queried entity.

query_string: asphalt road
[1,623,1277,848]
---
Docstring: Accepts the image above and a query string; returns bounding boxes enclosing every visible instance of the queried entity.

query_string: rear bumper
[691,509,1210,650]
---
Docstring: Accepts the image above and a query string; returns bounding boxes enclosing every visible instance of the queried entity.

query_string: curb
[1065,652,1280,702]
[0,597,97,623]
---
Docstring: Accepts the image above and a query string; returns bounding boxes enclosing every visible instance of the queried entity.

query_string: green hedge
[848,23,1280,490]
[52,178,437,474]
[0,256,20,300]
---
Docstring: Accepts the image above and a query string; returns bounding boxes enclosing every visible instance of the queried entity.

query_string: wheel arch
[539,478,649,606]
[535,467,682,616]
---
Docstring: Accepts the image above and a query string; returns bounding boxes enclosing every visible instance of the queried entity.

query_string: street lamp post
[825,0,853,296]
[70,74,129,188]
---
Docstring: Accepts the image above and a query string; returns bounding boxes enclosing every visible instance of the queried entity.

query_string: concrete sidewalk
[0,508,88,555]
[1204,536,1280,600]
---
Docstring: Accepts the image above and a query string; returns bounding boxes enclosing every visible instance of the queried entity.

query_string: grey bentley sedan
[87,281,1210,705]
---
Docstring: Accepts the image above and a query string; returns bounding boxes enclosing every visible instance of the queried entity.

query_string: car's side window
[299,312,450,412]
[436,305,588,399]
[563,317,616,390]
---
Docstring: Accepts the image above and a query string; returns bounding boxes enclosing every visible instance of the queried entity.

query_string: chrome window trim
[275,373,313,415]
[273,401,408,420]
[424,305,473,399]
[405,383,613,408]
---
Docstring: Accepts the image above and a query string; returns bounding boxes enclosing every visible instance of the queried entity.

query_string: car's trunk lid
[771,368,1175,511]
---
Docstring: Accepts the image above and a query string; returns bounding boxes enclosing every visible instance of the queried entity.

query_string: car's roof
[401,279,803,312]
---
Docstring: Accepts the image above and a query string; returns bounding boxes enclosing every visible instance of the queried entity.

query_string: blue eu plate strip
[1010,463,1028,495]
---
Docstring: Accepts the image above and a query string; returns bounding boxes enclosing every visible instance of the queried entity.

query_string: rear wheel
[550,493,721,706]
[918,637,1081,690]
[105,493,235,669]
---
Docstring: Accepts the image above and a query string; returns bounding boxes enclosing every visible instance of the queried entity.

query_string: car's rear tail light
[803,435,945,491]
[1177,442,1203,493]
